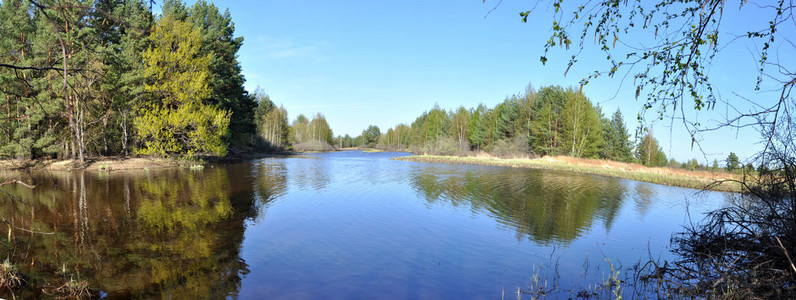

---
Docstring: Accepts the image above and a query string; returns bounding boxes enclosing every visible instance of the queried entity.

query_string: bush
[658,153,796,298]
[421,136,458,156]
[292,140,335,152]
[486,137,532,158]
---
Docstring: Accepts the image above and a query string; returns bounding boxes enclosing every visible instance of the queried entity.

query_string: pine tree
[603,108,632,161]
[188,0,256,146]
[468,104,488,150]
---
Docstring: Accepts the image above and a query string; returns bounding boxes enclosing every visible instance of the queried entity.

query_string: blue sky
[170,1,792,164]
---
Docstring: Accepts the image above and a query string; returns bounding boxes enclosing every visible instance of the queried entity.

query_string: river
[0,150,727,299]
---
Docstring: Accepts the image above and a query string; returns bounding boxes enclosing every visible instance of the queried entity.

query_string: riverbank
[396,154,743,192]
[0,157,190,172]
[0,151,298,172]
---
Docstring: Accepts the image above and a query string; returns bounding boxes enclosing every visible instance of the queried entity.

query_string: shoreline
[0,151,299,172]
[0,157,191,172]
[395,154,743,193]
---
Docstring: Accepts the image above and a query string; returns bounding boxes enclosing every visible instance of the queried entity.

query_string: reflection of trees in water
[288,156,331,191]
[254,160,288,204]
[251,160,289,224]
[0,166,259,298]
[410,167,627,243]
[632,183,656,220]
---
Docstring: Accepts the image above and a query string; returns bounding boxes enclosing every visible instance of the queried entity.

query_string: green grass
[395,155,743,192]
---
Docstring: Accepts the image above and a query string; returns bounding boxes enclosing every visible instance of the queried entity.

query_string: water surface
[0,151,726,298]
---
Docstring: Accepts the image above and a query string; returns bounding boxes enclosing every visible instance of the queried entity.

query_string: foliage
[560,88,602,158]
[636,131,667,167]
[135,15,229,159]
[289,113,334,150]
[0,0,253,160]
[253,93,288,150]
[725,152,740,172]
[188,0,256,146]
[603,109,633,162]
[0,258,25,289]
[522,0,793,151]
[134,103,230,158]
[450,106,471,152]
[369,84,628,159]
[142,15,209,107]
[531,86,566,155]
[362,125,381,148]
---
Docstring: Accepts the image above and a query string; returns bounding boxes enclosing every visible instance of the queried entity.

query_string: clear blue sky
[170,1,791,164]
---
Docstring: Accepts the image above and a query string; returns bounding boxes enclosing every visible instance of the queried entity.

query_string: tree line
[347,85,676,167]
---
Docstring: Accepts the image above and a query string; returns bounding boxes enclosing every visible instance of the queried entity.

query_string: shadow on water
[409,165,628,244]
[0,163,277,299]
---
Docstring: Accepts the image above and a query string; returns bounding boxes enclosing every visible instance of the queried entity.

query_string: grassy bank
[396,154,743,192]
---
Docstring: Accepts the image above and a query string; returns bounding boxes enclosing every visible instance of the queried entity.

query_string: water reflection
[0,165,263,298]
[633,183,655,220]
[287,156,332,191]
[0,151,705,300]
[410,166,628,243]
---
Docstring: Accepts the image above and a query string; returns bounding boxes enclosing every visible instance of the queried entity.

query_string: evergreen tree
[188,0,255,146]
[421,105,449,146]
[531,86,566,155]
[468,104,488,150]
[104,0,152,156]
[726,152,740,172]
[493,98,519,141]
[603,108,632,161]
[516,84,536,142]
[0,0,49,159]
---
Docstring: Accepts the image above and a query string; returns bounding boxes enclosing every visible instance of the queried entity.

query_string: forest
[0,0,336,162]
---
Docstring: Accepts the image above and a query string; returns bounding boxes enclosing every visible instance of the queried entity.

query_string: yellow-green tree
[135,15,230,158]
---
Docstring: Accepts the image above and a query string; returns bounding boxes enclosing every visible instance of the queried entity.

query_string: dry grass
[0,157,187,172]
[53,277,92,299]
[396,154,743,192]
[0,258,24,289]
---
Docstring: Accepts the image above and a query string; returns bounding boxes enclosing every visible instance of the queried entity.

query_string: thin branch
[0,180,36,189]
[0,63,82,72]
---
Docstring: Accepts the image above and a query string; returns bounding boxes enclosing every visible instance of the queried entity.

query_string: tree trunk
[121,112,128,156]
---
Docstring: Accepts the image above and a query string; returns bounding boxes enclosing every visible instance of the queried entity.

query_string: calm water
[0,151,726,299]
